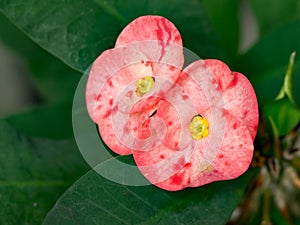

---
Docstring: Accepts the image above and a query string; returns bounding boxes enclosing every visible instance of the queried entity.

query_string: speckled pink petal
[116,15,182,47]
[134,110,253,191]
[86,47,149,123]
[86,41,185,155]
[86,42,184,123]
[133,142,195,191]
[116,16,184,72]
[203,59,259,140]
[188,112,254,187]
[222,72,258,140]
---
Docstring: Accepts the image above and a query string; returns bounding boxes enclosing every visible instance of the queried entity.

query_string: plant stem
[261,190,272,225]
[268,116,282,160]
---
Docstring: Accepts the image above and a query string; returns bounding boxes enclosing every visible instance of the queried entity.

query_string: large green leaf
[200,0,239,60]
[0,119,89,225]
[43,167,254,225]
[0,12,81,103]
[6,101,73,139]
[236,20,300,106]
[0,0,224,72]
[250,0,300,35]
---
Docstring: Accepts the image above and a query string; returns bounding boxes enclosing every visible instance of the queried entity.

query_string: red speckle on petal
[145,61,152,67]
[233,123,237,130]
[169,65,175,71]
[109,99,113,106]
[175,35,181,42]
[182,94,189,100]
[187,178,191,185]
[108,80,113,87]
[160,154,165,159]
[254,124,258,131]
[168,121,173,126]
[103,110,112,119]
[225,161,230,166]
[96,105,102,110]
[226,73,238,89]
[155,25,164,42]
[141,60,144,64]
[173,142,179,149]
[170,174,183,185]
[96,94,102,101]
[184,162,192,168]
[218,154,224,159]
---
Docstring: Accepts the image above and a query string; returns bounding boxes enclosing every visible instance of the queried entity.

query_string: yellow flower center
[189,115,209,140]
[136,76,155,97]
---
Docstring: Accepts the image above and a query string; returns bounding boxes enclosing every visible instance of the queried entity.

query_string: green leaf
[236,19,300,106]
[0,0,224,72]
[199,0,239,59]
[6,101,73,139]
[276,52,296,103]
[43,167,254,225]
[263,97,300,136]
[0,12,81,103]
[0,119,89,225]
[250,0,300,35]
[262,51,300,136]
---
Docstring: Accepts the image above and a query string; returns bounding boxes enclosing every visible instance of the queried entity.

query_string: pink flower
[86,15,259,191]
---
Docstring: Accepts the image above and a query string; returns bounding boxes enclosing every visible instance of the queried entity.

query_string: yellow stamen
[136,76,155,97]
[189,115,209,140]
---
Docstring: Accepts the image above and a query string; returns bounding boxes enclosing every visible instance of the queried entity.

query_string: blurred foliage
[200,0,239,61]
[0,120,89,225]
[0,13,81,104]
[236,19,300,106]
[250,0,300,35]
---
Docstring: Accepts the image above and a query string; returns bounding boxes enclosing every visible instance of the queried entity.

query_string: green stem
[261,190,272,225]
[268,116,282,160]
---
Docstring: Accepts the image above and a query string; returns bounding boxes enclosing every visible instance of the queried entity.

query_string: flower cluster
[86,15,258,191]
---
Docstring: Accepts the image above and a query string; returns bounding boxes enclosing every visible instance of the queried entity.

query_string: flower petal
[86,46,148,123]
[86,44,185,155]
[133,143,195,191]
[86,42,184,123]
[116,15,182,47]
[203,59,259,140]
[223,72,258,140]
[116,16,184,70]
[133,111,254,191]
[188,112,254,187]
